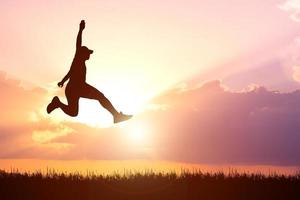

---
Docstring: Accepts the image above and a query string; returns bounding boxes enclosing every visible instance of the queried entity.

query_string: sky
[1,0,300,170]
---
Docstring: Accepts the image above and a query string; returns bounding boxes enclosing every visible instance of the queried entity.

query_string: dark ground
[0,169,299,200]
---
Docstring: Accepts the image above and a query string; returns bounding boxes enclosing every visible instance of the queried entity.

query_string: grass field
[0,169,299,200]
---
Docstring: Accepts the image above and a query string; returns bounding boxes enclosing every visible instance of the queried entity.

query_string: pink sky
[1,0,300,169]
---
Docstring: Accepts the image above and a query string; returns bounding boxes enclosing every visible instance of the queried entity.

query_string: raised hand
[58,81,64,88]
[79,20,85,31]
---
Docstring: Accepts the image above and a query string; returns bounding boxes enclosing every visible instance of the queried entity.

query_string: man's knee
[69,107,78,117]
[97,92,106,100]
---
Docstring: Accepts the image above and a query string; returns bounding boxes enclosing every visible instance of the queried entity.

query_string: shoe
[47,96,59,114]
[114,112,133,123]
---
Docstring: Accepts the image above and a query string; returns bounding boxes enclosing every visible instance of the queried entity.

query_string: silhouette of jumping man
[47,20,132,123]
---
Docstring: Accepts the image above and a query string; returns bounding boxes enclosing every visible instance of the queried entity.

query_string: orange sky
[1,0,300,171]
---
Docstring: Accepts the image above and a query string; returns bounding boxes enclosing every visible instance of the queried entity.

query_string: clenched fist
[79,20,85,30]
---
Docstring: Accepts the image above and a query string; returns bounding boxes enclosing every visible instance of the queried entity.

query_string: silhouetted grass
[0,169,299,200]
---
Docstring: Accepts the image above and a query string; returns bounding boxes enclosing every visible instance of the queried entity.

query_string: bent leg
[47,83,79,117]
[55,85,80,117]
[81,84,118,116]
[58,96,79,117]
[47,95,79,117]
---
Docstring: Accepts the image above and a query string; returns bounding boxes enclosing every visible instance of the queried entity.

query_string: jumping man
[47,20,132,123]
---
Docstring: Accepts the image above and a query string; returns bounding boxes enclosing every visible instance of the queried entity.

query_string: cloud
[223,59,300,92]
[145,80,300,165]
[0,71,46,124]
[32,126,73,144]
[278,1,300,85]
[271,35,300,86]
[0,71,76,158]
[279,0,300,22]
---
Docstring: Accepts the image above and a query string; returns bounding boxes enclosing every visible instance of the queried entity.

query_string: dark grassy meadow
[0,169,299,200]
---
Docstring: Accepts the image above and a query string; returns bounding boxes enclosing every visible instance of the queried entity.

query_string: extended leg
[81,84,118,116]
[58,96,79,117]
[82,84,132,123]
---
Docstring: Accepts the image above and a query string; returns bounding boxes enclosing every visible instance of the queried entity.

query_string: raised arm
[58,20,86,88]
[58,69,71,87]
[76,20,85,50]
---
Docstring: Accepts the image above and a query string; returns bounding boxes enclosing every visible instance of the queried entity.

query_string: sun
[125,121,150,146]
[128,126,145,143]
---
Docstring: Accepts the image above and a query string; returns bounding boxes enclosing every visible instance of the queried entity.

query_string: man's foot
[47,96,60,114]
[114,112,133,123]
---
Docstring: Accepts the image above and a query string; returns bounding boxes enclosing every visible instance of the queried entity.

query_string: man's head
[79,46,93,60]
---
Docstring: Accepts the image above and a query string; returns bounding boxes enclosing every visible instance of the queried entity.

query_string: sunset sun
[126,122,149,145]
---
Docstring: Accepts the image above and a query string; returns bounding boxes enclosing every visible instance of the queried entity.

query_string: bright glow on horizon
[126,121,149,145]
[0,159,298,176]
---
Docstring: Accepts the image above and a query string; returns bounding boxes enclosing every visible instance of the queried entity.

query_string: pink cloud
[0,71,75,158]
[280,0,300,22]
[145,80,300,165]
